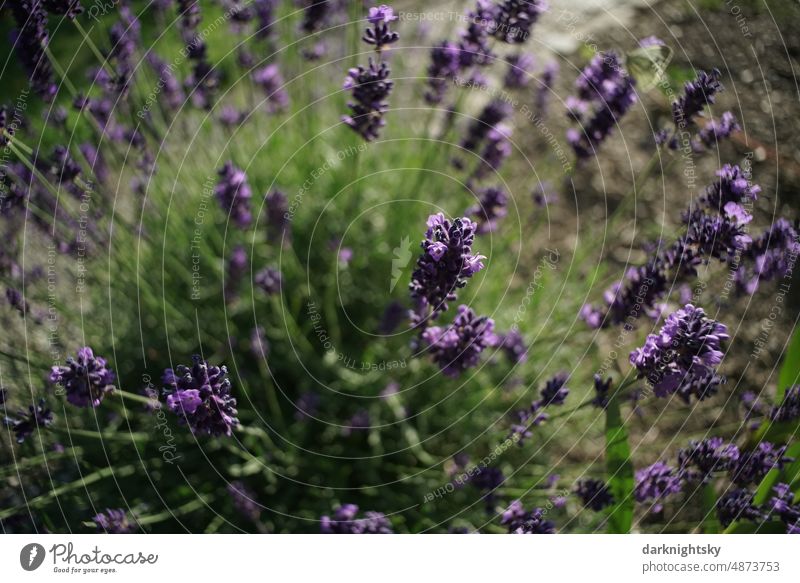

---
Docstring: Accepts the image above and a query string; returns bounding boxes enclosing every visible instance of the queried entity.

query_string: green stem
[0,464,136,519]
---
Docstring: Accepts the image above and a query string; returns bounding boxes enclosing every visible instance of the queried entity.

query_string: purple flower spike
[678,437,740,483]
[501,500,555,534]
[163,356,239,437]
[492,0,548,44]
[630,304,728,402]
[363,5,399,51]
[468,185,508,233]
[342,60,394,141]
[4,399,54,444]
[730,442,792,487]
[10,1,58,101]
[252,64,290,112]
[575,478,614,511]
[567,52,637,159]
[716,488,763,527]
[425,41,461,104]
[672,68,722,128]
[409,214,485,320]
[50,347,116,408]
[214,161,253,228]
[94,508,135,534]
[321,504,393,534]
[634,461,682,512]
[504,53,535,89]
[422,305,497,377]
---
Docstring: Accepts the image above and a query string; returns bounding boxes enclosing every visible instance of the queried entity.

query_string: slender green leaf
[605,393,634,533]
[702,483,720,533]
[777,324,800,400]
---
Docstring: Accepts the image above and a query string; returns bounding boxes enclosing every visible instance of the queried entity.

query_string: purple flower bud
[163,356,239,437]
[50,347,116,408]
[93,508,135,533]
[320,504,393,534]
[630,304,728,402]
[4,399,54,444]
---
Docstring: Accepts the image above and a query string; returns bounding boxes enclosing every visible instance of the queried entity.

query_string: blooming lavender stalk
[693,111,739,151]
[634,461,682,512]
[672,69,722,129]
[716,488,763,527]
[4,399,54,444]
[736,219,800,295]
[503,53,535,89]
[771,386,800,424]
[566,52,637,159]
[10,1,57,101]
[508,373,569,443]
[252,64,290,112]
[575,478,614,511]
[363,5,399,52]
[629,304,728,402]
[299,0,331,34]
[421,305,497,377]
[492,0,548,44]
[581,166,762,329]
[501,500,555,534]
[214,161,253,228]
[342,8,398,140]
[475,125,513,178]
[677,437,739,483]
[460,100,512,156]
[468,185,508,234]
[93,509,135,533]
[320,504,393,534]
[409,213,485,321]
[458,1,497,68]
[146,54,185,111]
[163,357,239,437]
[49,347,116,408]
[497,328,527,363]
[767,483,800,534]
[253,0,278,40]
[424,41,461,104]
[729,442,792,487]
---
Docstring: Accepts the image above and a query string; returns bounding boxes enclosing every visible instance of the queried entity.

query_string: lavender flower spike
[363,5,399,52]
[320,504,393,534]
[422,305,497,377]
[342,60,394,141]
[214,161,253,228]
[634,461,682,512]
[4,399,54,444]
[409,213,485,320]
[163,356,239,437]
[49,347,116,408]
[94,509,135,533]
[630,304,728,402]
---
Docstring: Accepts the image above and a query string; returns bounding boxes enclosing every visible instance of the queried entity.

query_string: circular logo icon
[20,543,46,571]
